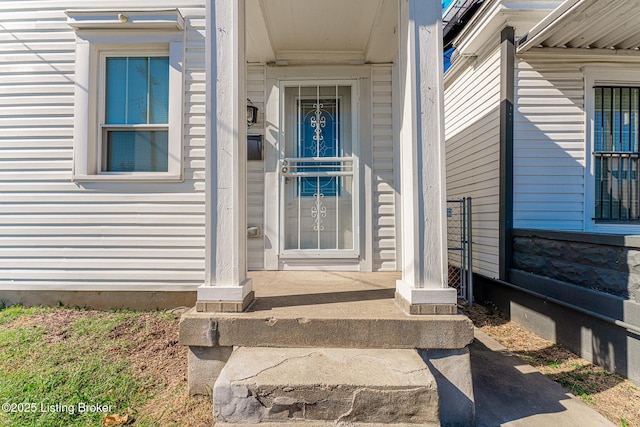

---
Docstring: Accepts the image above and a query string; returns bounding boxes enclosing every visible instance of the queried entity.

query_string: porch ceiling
[518,0,640,53]
[246,0,398,64]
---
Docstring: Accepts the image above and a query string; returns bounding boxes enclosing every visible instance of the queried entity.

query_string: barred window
[594,87,640,222]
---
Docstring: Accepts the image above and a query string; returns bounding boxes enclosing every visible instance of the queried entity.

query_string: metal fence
[447,198,473,305]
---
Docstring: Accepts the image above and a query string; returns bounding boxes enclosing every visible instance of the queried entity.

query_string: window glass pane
[595,87,603,152]
[105,130,168,172]
[612,87,620,152]
[105,56,169,125]
[621,88,631,151]
[632,88,639,152]
[126,57,149,124]
[603,88,612,151]
[105,58,127,124]
[149,57,169,124]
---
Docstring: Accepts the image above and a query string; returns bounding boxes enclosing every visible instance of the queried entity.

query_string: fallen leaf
[101,414,129,426]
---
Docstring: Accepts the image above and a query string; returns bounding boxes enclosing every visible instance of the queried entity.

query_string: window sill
[72,173,183,183]
[589,223,640,235]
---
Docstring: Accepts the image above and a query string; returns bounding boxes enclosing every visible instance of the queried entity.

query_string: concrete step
[179,305,473,350]
[213,347,440,425]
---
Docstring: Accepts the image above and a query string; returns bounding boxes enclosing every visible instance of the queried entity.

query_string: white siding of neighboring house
[445,47,501,278]
[371,65,397,271]
[246,64,265,270]
[0,1,206,291]
[513,57,585,231]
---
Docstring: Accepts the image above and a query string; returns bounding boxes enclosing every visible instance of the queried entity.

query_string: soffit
[518,0,640,53]
[246,0,398,64]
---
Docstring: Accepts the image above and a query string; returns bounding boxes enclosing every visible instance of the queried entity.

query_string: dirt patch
[110,313,213,426]
[5,309,102,344]
[462,303,640,427]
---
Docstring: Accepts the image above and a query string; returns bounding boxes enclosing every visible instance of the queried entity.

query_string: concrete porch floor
[246,271,403,317]
[180,271,474,349]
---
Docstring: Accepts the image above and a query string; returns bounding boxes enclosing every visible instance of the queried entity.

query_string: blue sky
[443,0,454,10]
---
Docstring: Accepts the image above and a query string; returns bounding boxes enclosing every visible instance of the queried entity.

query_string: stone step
[213,347,440,425]
[215,423,436,426]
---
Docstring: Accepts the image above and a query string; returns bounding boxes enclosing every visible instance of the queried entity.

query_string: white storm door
[279,82,359,257]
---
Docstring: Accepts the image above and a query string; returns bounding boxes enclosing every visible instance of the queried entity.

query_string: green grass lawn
[0,305,212,427]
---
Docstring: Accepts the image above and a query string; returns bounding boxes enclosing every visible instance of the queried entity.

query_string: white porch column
[198,0,253,312]
[395,0,457,314]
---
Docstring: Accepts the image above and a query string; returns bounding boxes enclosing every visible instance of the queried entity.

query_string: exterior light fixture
[247,99,258,127]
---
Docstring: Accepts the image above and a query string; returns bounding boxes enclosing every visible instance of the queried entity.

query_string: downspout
[499,26,514,281]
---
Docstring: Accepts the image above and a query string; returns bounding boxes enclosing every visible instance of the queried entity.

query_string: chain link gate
[447,198,473,305]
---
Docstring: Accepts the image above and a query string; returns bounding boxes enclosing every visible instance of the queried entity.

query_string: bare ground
[107,313,213,426]
[462,302,640,427]
[6,305,639,426]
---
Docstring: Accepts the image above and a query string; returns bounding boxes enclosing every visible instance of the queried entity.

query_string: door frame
[263,66,373,271]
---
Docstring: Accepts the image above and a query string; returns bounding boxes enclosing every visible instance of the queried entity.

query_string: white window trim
[584,66,640,234]
[69,11,184,182]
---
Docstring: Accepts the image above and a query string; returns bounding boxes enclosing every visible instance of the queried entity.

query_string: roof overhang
[518,0,640,53]
[451,0,562,58]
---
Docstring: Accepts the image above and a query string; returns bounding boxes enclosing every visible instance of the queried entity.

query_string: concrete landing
[214,347,440,425]
[472,329,614,427]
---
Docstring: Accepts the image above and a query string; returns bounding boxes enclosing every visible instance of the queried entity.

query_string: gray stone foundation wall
[512,229,640,302]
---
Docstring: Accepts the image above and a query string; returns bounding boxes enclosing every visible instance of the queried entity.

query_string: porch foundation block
[188,346,233,396]
[213,347,441,425]
[395,292,458,315]
[394,280,458,315]
[196,279,255,312]
[196,291,255,313]
[420,347,475,426]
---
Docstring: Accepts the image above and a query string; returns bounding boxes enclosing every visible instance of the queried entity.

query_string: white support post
[198,0,253,312]
[395,0,457,314]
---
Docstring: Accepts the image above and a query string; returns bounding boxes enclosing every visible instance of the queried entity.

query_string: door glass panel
[282,84,355,252]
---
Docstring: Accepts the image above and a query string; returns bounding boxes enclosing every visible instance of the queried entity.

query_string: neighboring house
[445,0,640,385]
[0,0,459,319]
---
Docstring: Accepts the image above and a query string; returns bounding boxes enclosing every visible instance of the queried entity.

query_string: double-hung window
[67,9,184,181]
[593,86,640,222]
[102,55,170,173]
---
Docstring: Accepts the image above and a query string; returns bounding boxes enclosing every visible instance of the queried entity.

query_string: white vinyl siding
[371,65,397,271]
[247,64,265,270]
[513,58,585,231]
[445,48,501,278]
[0,1,206,291]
